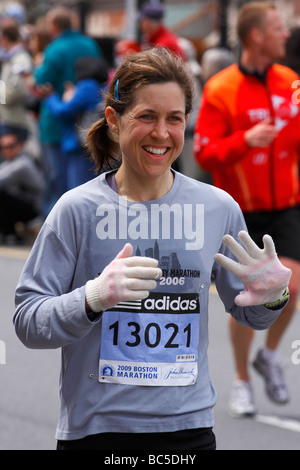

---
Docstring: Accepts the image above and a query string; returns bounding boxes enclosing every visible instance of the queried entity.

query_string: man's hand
[214,231,291,306]
[63,81,75,102]
[245,118,278,148]
[85,243,162,313]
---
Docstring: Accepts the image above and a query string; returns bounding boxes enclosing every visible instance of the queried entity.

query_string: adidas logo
[111,293,199,314]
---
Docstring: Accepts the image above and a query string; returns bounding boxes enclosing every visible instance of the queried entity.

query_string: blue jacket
[45,79,106,154]
[34,30,100,143]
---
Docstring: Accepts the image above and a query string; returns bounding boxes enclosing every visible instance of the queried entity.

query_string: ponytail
[86,117,120,173]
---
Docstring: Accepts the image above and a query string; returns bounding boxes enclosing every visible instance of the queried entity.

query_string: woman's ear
[105,106,120,142]
[105,106,118,133]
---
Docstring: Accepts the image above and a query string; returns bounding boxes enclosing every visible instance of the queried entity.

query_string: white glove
[85,243,162,313]
[214,231,291,307]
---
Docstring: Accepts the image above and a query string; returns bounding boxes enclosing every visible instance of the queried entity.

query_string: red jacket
[147,25,185,60]
[194,63,300,212]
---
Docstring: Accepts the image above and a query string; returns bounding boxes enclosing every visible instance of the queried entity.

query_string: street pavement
[0,245,299,450]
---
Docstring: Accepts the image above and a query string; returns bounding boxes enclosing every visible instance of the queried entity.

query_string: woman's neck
[114,166,174,202]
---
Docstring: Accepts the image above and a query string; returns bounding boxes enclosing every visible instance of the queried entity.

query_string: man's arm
[194,96,249,171]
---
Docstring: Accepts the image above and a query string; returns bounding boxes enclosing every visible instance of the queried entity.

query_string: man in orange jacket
[194,2,300,416]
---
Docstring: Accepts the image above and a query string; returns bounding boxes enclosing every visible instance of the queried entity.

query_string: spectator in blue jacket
[34,6,101,216]
[44,56,109,190]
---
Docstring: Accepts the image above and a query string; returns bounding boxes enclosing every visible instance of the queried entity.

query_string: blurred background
[4,0,300,67]
[0,0,300,451]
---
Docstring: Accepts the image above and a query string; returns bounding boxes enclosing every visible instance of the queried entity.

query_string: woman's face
[108,82,187,181]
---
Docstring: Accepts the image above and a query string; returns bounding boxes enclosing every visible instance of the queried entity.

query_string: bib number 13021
[109,320,191,349]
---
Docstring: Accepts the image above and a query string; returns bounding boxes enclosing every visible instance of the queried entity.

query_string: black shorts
[56,427,216,451]
[243,206,300,262]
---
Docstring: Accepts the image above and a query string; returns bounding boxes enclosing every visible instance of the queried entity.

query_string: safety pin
[88,373,98,380]
[195,283,205,300]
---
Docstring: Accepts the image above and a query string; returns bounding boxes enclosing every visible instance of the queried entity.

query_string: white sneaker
[229,380,256,418]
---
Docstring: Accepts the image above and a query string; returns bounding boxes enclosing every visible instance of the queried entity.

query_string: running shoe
[253,348,290,404]
[229,380,256,417]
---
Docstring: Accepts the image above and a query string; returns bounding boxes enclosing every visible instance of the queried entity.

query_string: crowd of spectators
[0,1,208,244]
[1,0,300,446]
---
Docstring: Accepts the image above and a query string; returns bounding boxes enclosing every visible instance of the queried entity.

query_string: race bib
[99,292,200,386]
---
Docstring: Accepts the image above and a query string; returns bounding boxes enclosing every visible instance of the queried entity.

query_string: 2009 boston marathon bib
[96,198,206,387]
[99,291,200,386]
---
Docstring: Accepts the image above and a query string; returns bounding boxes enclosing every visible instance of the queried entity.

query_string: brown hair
[46,7,72,32]
[237,2,275,46]
[2,21,20,43]
[86,47,194,173]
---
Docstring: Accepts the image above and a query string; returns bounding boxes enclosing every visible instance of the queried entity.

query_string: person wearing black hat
[138,2,185,60]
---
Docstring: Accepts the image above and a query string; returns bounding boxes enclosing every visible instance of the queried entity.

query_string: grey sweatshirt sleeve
[13,222,98,349]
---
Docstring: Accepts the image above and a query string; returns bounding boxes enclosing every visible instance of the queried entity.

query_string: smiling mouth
[143,146,169,156]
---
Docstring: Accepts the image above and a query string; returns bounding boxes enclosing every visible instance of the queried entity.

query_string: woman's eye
[169,115,183,122]
[140,114,153,120]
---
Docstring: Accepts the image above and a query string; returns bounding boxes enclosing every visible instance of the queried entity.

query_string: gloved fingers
[222,234,252,265]
[125,266,162,280]
[214,253,244,278]
[125,278,158,292]
[123,289,151,301]
[238,231,264,259]
[124,256,159,268]
[262,234,277,258]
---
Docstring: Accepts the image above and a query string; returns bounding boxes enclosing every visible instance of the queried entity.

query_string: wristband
[264,288,289,310]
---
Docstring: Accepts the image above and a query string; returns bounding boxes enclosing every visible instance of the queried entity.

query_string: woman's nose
[151,120,169,139]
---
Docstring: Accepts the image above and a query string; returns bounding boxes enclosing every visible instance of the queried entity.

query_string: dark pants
[0,190,37,235]
[57,428,216,451]
[244,206,300,262]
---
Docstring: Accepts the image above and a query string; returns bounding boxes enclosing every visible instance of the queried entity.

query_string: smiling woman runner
[14,48,291,451]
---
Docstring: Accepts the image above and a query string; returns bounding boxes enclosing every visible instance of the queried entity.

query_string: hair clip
[114,79,119,101]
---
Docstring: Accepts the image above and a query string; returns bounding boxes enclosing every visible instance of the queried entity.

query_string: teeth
[144,146,167,155]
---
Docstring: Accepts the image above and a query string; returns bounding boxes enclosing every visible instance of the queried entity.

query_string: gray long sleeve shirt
[14,171,283,440]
